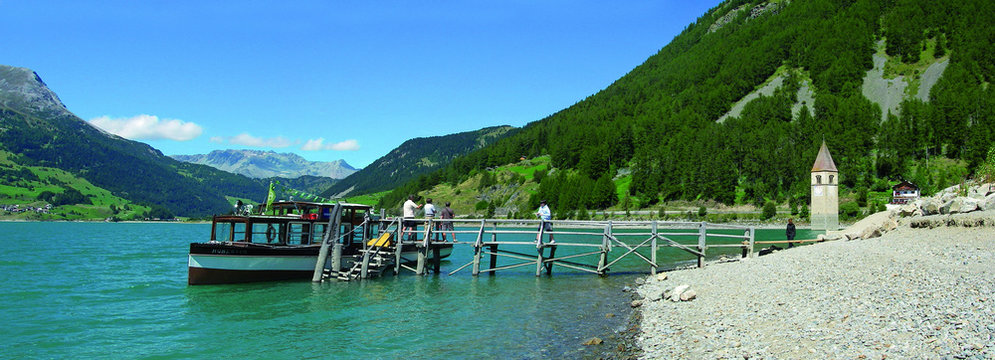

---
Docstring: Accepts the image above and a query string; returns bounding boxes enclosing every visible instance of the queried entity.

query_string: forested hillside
[380,0,995,214]
[322,125,517,198]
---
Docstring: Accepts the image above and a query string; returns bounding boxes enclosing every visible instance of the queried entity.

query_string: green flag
[265,181,276,214]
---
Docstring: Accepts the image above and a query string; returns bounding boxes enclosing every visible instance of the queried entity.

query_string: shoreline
[633,224,995,359]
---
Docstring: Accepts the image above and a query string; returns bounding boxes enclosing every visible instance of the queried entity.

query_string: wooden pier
[312,209,757,282]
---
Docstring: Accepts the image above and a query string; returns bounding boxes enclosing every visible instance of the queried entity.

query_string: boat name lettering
[211,249,248,255]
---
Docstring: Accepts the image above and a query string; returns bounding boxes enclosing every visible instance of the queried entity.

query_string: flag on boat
[265,181,276,213]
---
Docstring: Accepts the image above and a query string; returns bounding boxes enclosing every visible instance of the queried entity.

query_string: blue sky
[2,1,720,168]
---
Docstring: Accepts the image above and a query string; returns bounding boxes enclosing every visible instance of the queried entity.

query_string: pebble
[635,226,995,359]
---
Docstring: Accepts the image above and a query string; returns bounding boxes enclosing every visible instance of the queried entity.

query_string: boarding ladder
[334,245,396,281]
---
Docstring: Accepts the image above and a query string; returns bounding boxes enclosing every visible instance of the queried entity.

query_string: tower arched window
[829,175,834,184]
[816,175,822,184]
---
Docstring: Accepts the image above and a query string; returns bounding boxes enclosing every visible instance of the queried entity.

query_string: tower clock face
[814,186,824,196]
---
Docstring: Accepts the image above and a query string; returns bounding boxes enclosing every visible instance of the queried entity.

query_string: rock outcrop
[899,182,995,229]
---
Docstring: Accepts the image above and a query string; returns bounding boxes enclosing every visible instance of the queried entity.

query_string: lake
[0,222,815,359]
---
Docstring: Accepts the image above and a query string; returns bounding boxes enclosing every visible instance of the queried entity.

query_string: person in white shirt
[402,194,422,241]
[423,198,438,241]
[535,200,554,244]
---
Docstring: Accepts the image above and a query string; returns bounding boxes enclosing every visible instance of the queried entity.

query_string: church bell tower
[810,141,839,231]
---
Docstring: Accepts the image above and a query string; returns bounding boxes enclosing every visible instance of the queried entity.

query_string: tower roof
[811,141,837,172]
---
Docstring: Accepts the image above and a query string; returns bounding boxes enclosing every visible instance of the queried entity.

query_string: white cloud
[211,133,294,148]
[88,114,202,141]
[301,138,360,151]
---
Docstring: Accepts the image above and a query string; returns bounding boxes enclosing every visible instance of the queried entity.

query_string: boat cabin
[890,180,920,204]
[210,201,375,246]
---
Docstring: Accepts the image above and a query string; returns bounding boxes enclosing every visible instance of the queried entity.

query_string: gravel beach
[636,225,995,359]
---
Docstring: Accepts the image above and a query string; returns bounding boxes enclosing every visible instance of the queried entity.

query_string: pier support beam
[488,244,498,275]
[650,221,658,275]
[597,221,611,274]
[331,243,342,277]
[697,222,707,268]
[360,247,371,279]
[433,246,441,274]
[545,246,557,274]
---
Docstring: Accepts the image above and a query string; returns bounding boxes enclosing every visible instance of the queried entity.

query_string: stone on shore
[832,209,897,240]
[582,337,603,346]
[655,273,668,281]
[669,284,694,302]
[949,197,982,214]
[982,193,995,211]
[678,288,696,301]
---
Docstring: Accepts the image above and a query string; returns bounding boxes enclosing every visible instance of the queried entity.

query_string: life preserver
[266,224,276,242]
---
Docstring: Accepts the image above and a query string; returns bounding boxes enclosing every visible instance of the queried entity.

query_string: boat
[188,201,452,285]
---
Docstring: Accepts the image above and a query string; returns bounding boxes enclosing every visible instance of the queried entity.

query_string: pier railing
[323,218,756,280]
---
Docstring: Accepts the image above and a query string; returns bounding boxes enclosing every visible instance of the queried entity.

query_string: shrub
[840,201,860,220]
[697,206,707,217]
[980,146,995,183]
[761,201,777,220]
[871,178,891,192]
[855,187,869,207]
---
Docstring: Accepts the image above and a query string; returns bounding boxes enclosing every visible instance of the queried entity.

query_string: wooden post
[394,219,403,275]
[598,221,611,274]
[650,221,658,275]
[697,222,707,268]
[741,229,750,258]
[472,244,482,276]
[331,243,342,278]
[360,248,371,278]
[488,244,498,275]
[472,220,485,276]
[416,246,427,275]
[545,246,557,274]
[535,244,544,277]
[416,223,430,275]
[433,246,441,274]
[748,227,756,258]
[312,204,342,282]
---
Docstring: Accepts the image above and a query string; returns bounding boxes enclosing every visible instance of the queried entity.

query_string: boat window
[340,223,355,246]
[215,222,248,242]
[287,222,313,245]
[251,223,283,244]
[312,224,328,243]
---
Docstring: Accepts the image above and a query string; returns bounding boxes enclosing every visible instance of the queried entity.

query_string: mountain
[379,0,995,212]
[322,125,517,198]
[171,150,358,179]
[0,65,265,217]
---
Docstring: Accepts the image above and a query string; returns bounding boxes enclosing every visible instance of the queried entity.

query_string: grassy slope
[0,150,149,220]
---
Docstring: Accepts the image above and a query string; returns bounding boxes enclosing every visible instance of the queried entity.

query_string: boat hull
[188,242,453,285]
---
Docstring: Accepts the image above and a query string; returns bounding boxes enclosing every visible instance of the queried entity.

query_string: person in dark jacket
[786,218,796,248]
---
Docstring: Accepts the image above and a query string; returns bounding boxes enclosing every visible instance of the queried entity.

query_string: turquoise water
[0,222,814,359]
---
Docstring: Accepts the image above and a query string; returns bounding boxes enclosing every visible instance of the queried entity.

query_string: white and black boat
[188,201,451,285]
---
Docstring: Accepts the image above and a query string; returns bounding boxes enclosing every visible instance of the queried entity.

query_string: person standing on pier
[786,218,796,248]
[439,202,455,242]
[535,200,554,244]
[402,195,422,241]
[424,198,437,240]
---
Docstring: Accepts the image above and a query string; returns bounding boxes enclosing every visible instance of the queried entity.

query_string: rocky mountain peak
[171,149,358,179]
[0,65,71,117]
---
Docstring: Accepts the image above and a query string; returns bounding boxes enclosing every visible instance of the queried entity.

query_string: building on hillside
[810,141,839,232]
[890,180,920,204]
